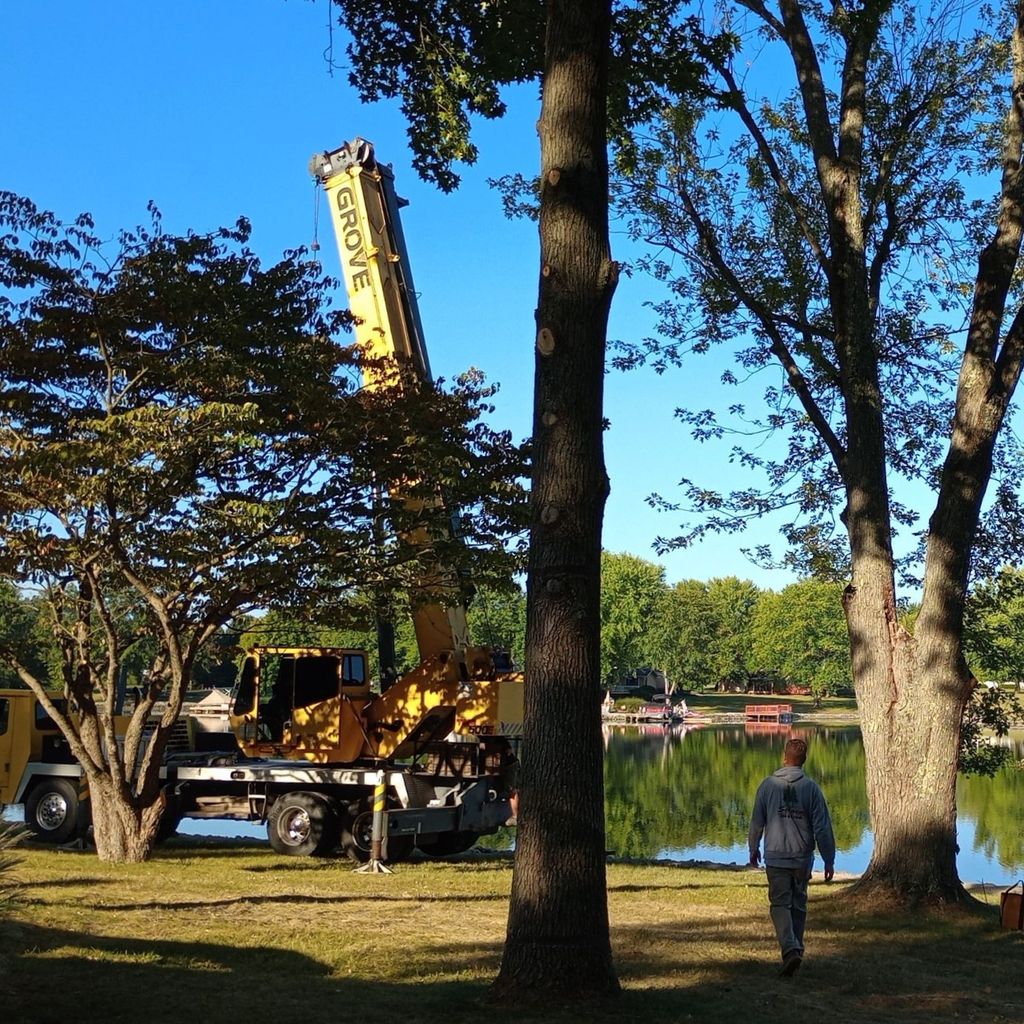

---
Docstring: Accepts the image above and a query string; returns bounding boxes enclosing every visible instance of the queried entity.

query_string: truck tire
[25,778,85,845]
[340,798,415,865]
[267,791,338,857]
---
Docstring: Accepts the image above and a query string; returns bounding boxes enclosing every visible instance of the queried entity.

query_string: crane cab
[229,646,372,761]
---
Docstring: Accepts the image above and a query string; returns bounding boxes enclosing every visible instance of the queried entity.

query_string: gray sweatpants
[766,866,809,959]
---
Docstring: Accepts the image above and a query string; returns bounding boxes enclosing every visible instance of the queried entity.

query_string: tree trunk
[839,401,970,903]
[88,775,163,864]
[668,0,1024,910]
[810,36,972,903]
[495,0,619,1000]
[845,570,968,902]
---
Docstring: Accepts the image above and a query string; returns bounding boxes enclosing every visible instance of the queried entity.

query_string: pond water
[6,723,1022,885]
[601,722,1024,886]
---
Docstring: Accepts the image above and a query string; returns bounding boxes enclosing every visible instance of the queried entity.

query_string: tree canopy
[599,551,665,684]
[964,566,1024,682]
[751,579,851,700]
[0,191,526,860]
[610,0,1024,903]
[0,580,59,689]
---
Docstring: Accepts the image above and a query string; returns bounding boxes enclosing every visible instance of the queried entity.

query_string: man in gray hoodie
[748,736,836,977]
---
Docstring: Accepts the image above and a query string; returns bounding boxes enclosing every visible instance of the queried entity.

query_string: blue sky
[2,0,799,590]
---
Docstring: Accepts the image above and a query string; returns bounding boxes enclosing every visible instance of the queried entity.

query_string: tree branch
[674,174,847,473]
[83,561,128,794]
[711,61,831,276]
[735,0,786,42]
[867,193,899,320]
[836,1,891,167]
[774,0,839,165]
[0,653,104,775]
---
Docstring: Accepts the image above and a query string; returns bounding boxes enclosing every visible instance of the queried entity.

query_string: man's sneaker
[779,951,802,977]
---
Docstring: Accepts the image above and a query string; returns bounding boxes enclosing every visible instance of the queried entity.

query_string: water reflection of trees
[604,725,1023,871]
[603,725,865,860]
[958,745,1024,870]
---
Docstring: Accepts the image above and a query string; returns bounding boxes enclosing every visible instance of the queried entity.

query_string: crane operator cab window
[255,651,370,742]
[341,653,367,689]
[291,656,340,709]
[232,656,259,718]
[260,654,298,742]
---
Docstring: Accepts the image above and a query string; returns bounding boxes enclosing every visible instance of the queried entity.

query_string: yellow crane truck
[1,645,516,860]
[0,140,522,862]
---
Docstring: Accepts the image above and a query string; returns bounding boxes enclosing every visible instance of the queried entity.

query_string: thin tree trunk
[495,0,619,999]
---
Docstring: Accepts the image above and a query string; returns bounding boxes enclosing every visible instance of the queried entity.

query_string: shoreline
[601,711,862,726]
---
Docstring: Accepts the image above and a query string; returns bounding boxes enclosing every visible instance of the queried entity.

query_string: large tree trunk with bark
[10,641,184,864]
[845,569,969,902]
[833,219,973,901]
[87,774,165,864]
[781,0,982,904]
[494,0,619,1000]
[845,11,1024,901]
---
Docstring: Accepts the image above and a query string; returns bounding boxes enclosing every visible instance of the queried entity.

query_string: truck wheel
[417,830,479,858]
[25,779,84,845]
[267,792,338,857]
[340,799,415,865]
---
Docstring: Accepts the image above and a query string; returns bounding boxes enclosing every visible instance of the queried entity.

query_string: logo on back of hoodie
[779,783,805,821]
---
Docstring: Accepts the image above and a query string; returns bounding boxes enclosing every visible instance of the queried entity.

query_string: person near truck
[748,736,836,977]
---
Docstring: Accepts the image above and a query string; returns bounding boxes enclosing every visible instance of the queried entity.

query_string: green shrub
[0,818,28,913]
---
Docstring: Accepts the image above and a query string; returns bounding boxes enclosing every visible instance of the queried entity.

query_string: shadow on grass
[80,891,506,912]
[15,877,118,891]
[0,924,673,1024]
[157,839,516,869]
[3,868,1022,1024]
[241,859,352,873]
[608,882,724,894]
[154,838,267,857]
[239,854,517,874]
[0,922,513,1024]
[605,892,1024,1024]
[5,906,1020,1024]
[6,905,1015,1024]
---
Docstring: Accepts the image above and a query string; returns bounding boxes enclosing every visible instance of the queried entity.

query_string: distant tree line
[597,553,1024,700]
[9,557,1023,702]
[600,552,851,699]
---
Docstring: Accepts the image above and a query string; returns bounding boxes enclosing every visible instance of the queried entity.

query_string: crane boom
[310,138,470,664]
[310,138,432,384]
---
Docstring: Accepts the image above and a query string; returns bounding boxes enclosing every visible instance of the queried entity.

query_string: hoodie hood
[772,765,806,783]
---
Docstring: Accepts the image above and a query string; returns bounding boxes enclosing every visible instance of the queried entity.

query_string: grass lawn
[1,839,1019,1024]
[685,692,860,718]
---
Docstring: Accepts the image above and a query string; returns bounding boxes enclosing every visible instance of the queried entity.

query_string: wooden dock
[744,703,794,723]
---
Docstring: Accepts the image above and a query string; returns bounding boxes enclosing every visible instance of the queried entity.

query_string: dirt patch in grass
[1,841,1020,1024]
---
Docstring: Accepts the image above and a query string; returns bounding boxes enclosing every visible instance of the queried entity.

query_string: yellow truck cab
[0,689,89,844]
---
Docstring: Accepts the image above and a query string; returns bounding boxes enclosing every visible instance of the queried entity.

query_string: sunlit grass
[1,839,1019,1024]
[688,691,859,717]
